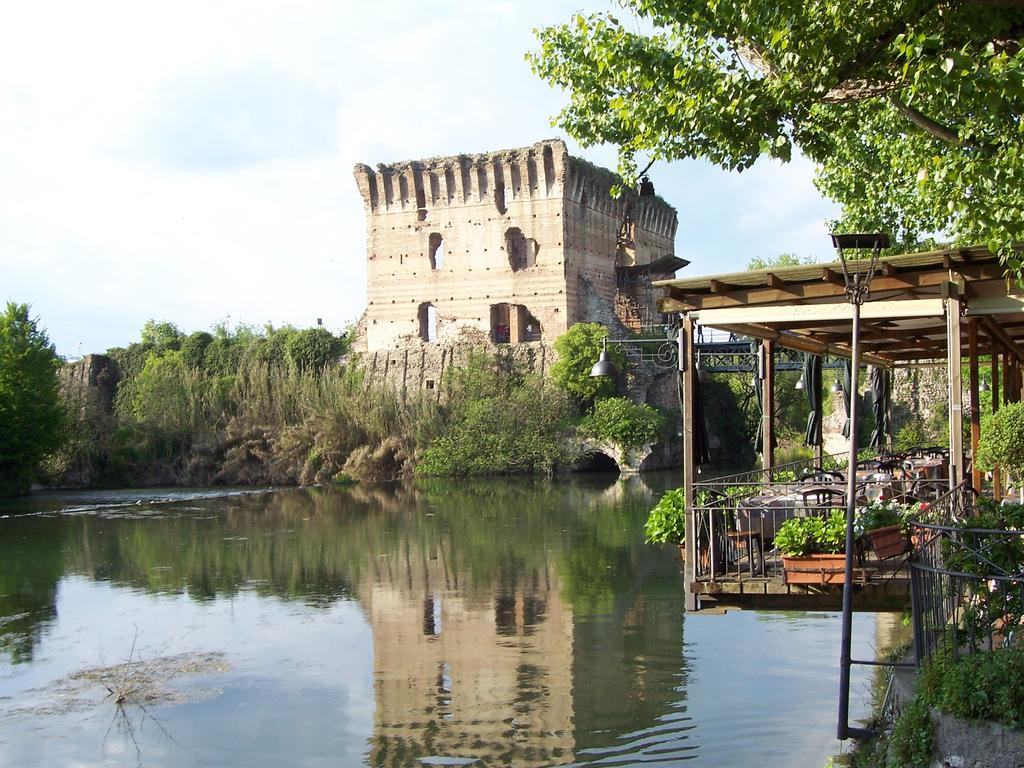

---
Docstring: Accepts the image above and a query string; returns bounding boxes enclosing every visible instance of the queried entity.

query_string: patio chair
[800,485,847,511]
[799,468,845,484]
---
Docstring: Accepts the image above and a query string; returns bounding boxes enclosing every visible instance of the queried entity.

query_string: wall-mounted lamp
[589,338,619,379]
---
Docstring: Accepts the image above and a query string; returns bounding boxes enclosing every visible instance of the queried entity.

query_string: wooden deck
[688,559,911,611]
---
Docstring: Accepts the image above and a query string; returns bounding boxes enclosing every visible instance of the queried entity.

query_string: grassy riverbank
[46,322,686,487]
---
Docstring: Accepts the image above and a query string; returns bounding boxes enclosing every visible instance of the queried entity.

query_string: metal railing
[690,455,953,582]
[909,485,1024,662]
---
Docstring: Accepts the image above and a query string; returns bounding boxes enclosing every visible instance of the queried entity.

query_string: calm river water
[0,474,903,767]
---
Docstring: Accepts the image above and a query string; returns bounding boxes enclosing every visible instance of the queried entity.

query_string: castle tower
[354,139,678,352]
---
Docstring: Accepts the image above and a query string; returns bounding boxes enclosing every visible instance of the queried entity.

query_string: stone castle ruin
[352,139,681,354]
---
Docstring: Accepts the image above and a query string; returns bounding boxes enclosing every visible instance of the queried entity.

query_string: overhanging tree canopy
[529,0,1024,273]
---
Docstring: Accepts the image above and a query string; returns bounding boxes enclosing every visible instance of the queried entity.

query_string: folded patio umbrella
[840,359,853,441]
[869,365,890,449]
[803,353,823,448]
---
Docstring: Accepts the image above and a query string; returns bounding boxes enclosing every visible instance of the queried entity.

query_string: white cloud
[0,0,843,355]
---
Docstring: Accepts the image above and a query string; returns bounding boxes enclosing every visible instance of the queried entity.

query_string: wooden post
[968,319,982,493]
[946,294,964,487]
[992,346,1001,502]
[681,314,698,612]
[761,339,775,474]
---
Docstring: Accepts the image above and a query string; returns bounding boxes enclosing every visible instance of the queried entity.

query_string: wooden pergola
[656,245,1024,575]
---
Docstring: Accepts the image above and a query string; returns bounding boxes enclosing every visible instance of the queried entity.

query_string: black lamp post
[832,232,889,742]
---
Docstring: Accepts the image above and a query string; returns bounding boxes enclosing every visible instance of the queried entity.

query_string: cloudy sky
[0,0,840,357]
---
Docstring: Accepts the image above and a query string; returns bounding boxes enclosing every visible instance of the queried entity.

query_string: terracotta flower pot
[782,553,848,585]
[867,524,910,559]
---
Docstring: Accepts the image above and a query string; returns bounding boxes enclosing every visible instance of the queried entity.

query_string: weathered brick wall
[353,139,678,356]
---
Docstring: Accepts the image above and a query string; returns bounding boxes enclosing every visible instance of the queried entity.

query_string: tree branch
[888,94,962,143]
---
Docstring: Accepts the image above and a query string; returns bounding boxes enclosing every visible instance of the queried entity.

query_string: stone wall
[59,354,120,416]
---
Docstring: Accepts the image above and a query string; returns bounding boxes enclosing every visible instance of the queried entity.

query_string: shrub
[886,698,932,768]
[550,323,623,404]
[643,488,686,544]
[977,401,1024,484]
[918,645,1024,729]
[581,397,665,449]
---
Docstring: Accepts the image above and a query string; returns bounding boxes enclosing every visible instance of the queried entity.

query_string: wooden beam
[709,279,733,295]
[992,346,1001,503]
[822,268,845,286]
[947,297,965,486]
[969,319,982,494]
[660,267,954,311]
[706,323,894,368]
[981,316,1024,362]
[696,298,945,327]
[761,340,775,473]
[966,294,1024,317]
[681,313,697,612]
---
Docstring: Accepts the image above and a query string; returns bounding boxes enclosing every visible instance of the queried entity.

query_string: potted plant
[644,488,686,559]
[856,500,912,559]
[775,510,849,584]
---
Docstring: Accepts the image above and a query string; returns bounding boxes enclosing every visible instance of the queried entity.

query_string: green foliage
[139,320,183,354]
[530,3,1024,273]
[919,645,1024,730]
[746,253,817,271]
[581,396,665,449]
[417,353,578,476]
[856,500,925,536]
[180,331,213,369]
[775,510,847,556]
[0,303,67,495]
[976,401,1024,482]
[285,327,340,371]
[643,488,686,544]
[886,698,933,768]
[550,323,623,403]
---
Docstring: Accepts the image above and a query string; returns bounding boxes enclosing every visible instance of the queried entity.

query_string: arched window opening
[429,233,444,270]
[542,145,555,194]
[505,228,538,271]
[415,184,427,221]
[495,182,507,215]
[418,302,437,342]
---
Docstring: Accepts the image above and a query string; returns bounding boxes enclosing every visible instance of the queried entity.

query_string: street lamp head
[831,377,844,395]
[980,378,991,393]
[794,374,806,391]
[830,233,890,251]
[589,347,619,379]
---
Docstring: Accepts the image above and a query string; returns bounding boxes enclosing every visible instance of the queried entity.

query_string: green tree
[285,327,341,371]
[139,319,183,354]
[746,253,817,271]
[531,2,1024,271]
[0,303,66,495]
[551,323,624,404]
[180,331,214,369]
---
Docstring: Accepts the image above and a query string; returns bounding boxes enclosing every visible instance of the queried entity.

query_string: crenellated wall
[354,139,678,352]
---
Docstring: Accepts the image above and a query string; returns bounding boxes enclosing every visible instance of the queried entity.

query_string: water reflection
[0,476,898,767]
